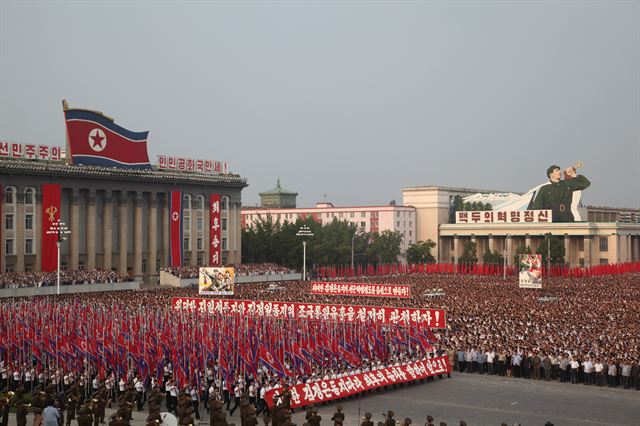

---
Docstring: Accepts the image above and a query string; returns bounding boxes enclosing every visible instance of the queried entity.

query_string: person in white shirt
[583,358,594,385]
[229,383,241,416]
[134,377,145,411]
[190,386,200,420]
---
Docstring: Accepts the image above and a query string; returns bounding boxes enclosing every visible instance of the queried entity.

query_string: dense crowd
[162,263,296,278]
[0,269,133,289]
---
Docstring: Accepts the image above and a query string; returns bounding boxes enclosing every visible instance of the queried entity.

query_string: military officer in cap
[532,163,590,222]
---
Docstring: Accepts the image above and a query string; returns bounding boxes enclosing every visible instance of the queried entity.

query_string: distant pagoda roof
[259,179,297,196]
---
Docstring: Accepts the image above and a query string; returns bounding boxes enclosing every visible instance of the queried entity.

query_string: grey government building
[1,159,247,283]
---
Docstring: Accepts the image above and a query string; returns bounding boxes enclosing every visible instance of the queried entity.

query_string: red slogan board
[265,356,450,408]
[171,297,447,328]
[209,195,221,266]
[311,281,411,298]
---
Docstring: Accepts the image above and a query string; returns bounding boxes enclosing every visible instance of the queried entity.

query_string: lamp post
[296,225,314,281]
[539,233,552,277]
[46,221,70,295]
[503,233,512,280]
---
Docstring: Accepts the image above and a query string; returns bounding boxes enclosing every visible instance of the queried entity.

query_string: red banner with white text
[311,281,411,298]
[171,297,447,328]
[265,356,450,408]
[41,184,62,272]
[169,191,183,267]
[209,194,221,266]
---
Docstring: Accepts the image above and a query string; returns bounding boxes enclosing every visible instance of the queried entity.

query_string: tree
[536,236,565,266]
[483,249,503,265]
[513,243,532,265]
[458,241,478,265]
[366,230,403,264]
[405,240,436,264]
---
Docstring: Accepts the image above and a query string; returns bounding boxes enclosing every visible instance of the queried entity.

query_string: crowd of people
[1,268,639,426]
[162,263,297,279]
[0,269,133,289]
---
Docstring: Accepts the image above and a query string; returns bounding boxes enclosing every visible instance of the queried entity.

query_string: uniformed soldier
[331,405,345,426]
[360,412,373,426]
[531,163,590,222]
[384,411,395,426]
[307,408,321,426]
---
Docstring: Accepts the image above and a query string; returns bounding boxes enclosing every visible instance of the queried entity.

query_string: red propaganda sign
[209,194,221,266]
[41,184,62,272]
[311,282,411,298]
[264,356,450,408]
[171,297,447,328]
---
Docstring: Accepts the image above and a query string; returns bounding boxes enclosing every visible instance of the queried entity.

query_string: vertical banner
[169,191,183,267]
[41,184,62,272]
[0,184,2,262]
[209,194,221,266]
[519,254,543,288]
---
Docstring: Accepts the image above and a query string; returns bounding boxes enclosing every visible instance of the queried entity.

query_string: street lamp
[503,233,512,280]
[46,221,71,295]
[296,225,314,281]
[351,229,363,270]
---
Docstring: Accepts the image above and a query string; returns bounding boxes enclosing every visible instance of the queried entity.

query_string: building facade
[242,202,417,254]
[402,186,640,267]
[1,159,247,283]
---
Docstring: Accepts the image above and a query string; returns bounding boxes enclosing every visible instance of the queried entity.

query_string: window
[197,237,203,251]
[397,221,400,227]
[24,188,35,205]
[599,237,608,252]
[579,258,584,267]
[360,221,366,228]
[5,239,13,255]
[4,187,15,204]
[409,231,412,237]
[397,212,400,217]
[599,258,608,265]
[361,212,366,218]
[183,238,190,251]
[196,195,205,210]
[25,214,33,230]
[24,264,32,272]
[5,214,13,230]
[183,217,190,231]
[25,238,34,254]
[197,217,203,231]
[222,217,228,231]
[182,195,191,209]
[142,260,147,273]
[350,212,354,218]
[222,237,228,250]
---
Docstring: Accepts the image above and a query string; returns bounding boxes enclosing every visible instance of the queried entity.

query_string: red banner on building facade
[41,184,62,272]
[311,281,411,298]
[171,297,447,328]
[265,356,450,408]
[209,194,221,266]
[169,191,183,267]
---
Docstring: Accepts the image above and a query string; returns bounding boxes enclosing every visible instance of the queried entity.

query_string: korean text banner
[199,267,234,296]
[311,282,411,298]
[209,194,221,266]
[41,184,61,272]
[265,356,450,408]
[171,297,447,328]
[519,254,543,288]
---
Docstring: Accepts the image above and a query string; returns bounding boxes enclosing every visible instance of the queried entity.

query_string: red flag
[41,184,61,272]
[169,191,183,267]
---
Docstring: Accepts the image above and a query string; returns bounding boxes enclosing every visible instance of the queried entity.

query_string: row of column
[444,234,640,267]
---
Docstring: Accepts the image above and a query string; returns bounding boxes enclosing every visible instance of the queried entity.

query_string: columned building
[403,186,640,267]
[1,159,247,283]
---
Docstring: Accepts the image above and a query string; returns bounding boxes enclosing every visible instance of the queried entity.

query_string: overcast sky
[1,1,638,208]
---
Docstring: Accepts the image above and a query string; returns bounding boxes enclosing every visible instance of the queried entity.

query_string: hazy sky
[1,1,638,208]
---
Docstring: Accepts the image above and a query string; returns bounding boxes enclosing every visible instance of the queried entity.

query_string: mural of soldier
[531,162,590,222]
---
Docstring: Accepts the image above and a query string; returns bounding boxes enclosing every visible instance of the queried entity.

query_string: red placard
[210,194,221,266]
[171,297,447,328]
[264,357,450,408]
[41,184,62,272]
[169,191,183,267]
[311,282,411,298]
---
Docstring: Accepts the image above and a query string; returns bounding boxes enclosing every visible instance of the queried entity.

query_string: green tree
[513,243,532,265]
[366,230,403,263]
[536,235,565,266]
[405,240,436,264]
[483,249,503,265]
[458,241,478,265]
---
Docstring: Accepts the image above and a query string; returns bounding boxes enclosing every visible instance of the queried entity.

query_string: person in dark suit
[361,412,373,426]
[331,405,345,426]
